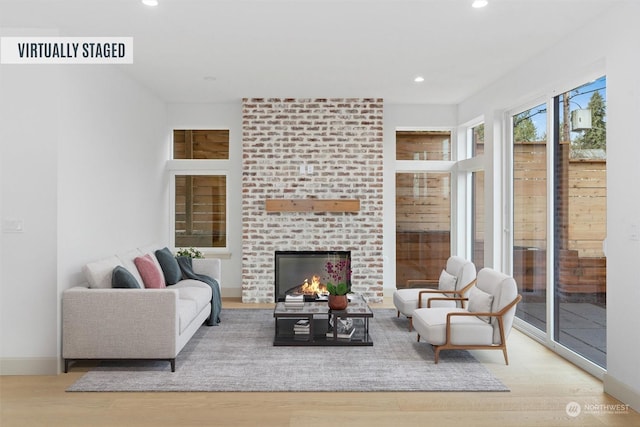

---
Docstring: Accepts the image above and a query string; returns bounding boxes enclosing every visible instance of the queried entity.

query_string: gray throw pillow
[112,265,141,289]
[468,286,494,323]
[155,247,182,285]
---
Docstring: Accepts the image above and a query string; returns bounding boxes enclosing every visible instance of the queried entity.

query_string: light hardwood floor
[1,298,638,427]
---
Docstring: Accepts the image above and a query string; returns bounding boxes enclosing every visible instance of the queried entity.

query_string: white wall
[0,60,167,374]
[457,2,640,410]
[1,63,60,374]
[166,103,243,296]
[57,66,168,285]
[599,3,640,411]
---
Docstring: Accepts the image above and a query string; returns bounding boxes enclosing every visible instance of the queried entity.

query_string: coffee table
[273,294,373,346]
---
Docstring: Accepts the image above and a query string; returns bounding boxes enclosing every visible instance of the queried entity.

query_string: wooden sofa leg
[502,347,509,365]
[408,317,413,332]
[170,359,176,372]
[434,347,440,364]
[396,310,400,318]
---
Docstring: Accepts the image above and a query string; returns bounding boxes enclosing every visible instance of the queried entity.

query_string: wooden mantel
[265,199,360,213]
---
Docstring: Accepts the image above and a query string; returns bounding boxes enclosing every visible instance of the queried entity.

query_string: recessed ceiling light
[142,0,159,6]
[414,76,425,83]
[472,0,488,8]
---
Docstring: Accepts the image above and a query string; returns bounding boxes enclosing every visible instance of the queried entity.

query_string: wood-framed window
[172,130,229,249]
[395,130,453,287]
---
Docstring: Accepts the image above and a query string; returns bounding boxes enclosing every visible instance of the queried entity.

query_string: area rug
[67,308,508,392]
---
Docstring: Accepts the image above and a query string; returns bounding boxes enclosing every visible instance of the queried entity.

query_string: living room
[1,0,639,424]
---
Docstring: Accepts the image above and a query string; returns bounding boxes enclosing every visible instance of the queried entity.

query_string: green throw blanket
[177,256,222,326]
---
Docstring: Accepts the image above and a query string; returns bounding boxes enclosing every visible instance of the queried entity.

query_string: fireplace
[274,251,351,302]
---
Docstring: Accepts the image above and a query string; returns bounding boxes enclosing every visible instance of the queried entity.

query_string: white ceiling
[0,0,622,104]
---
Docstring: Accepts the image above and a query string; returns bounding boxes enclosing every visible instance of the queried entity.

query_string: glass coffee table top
[274,293,372,316]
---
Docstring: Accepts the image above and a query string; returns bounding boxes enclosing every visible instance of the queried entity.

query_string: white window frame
[167,159,231,257]
[457,118,486,262]
[394,127,458,256]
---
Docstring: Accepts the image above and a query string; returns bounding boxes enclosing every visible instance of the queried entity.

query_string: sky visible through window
[523,77,606,142]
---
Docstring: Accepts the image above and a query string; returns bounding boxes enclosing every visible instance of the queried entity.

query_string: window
[174,130,229,160]
[511,102,548,332]
[470,123,485,269]
[175,175,227,248]
[395,130,452,287]
[471,123,484,157]
[396,130,451,161]
[507,76,607,372]
[171,130,229,249]
[553,76,607,367]
[472,170,485,269]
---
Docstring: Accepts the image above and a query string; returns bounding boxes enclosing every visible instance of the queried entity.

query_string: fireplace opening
[274,251,351,302]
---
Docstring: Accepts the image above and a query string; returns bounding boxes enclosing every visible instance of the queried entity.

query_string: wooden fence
[396,140,606,294]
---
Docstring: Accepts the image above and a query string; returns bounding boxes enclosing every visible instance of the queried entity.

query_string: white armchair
[393,256,477,331]
[412,267,522,364]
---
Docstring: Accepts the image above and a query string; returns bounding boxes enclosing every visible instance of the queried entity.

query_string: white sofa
[62,245,221,372]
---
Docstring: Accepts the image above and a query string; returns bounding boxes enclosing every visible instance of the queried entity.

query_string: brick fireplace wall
[241,98,384,303]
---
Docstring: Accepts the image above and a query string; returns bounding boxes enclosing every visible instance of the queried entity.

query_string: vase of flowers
[176,247,204,259]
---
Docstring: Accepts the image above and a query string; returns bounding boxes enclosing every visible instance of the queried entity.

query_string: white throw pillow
[438,270,457,296]
[468,286,494,323]
[83,256,122,289]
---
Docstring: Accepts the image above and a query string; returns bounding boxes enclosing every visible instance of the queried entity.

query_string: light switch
[307,164,314,174]
[299,164,306,175]
[2,219,24,233]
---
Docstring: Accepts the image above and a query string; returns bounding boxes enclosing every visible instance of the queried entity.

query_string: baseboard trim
[603,373,640,412]
[0,357,59,375]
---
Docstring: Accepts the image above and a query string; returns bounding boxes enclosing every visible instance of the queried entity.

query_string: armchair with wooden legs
[393,256,476,331]
[412,267,522,364]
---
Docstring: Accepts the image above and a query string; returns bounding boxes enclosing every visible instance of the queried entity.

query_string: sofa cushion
[111,266,142,288]
[171,279,213,313]
[413,307,493,346]
[84,255,123,289]
[176,298,199,334]
[134,254,166,288]
[155,247,182,285]
[393,288,456,316]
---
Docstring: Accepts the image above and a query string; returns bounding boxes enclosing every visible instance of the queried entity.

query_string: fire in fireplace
[274,251,351,302]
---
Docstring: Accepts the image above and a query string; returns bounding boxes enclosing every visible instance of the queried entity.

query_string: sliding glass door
[509,77,607,369]
[512,103,548,332]
[553,77,607,368]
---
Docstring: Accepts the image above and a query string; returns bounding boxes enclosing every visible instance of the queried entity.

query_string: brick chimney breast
[241,98,384,303]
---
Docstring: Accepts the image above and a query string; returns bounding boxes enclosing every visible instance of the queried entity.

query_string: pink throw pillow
[134,254,166,288]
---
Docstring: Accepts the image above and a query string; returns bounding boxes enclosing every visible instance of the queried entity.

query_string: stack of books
[284,294,304,309]
[293,319,310,336]
[326,318,354,339]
